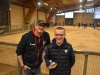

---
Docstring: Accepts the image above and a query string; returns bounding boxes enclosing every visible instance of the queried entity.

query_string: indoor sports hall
[0,0,100,75]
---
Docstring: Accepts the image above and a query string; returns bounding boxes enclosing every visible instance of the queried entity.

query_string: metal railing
[73,50,100,75]
[0,25,33,36]
[0,42,100,75]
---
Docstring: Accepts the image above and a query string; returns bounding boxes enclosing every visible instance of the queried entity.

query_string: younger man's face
[54,29,65,44]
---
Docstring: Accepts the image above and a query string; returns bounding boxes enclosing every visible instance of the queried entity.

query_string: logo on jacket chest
[30,41,46,46]
[65,49,68,53]
[30,43,35,45]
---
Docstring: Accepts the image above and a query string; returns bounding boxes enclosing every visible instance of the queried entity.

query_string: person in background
[51,22,54,28]
[62,21,64,26]
[16,19,50,75]
[78,22,80,28]
[90,23,91,27]
[45,27,75,75]
[92,23,95,29]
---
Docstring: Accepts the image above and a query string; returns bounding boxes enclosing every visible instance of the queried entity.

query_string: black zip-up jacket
[16,29,50,69]
[45,38,75,75]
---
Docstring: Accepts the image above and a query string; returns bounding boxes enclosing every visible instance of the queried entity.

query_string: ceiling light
[38,2,41,6]
[9,8,11,10]
[44,3,48,6]
[87,0,93,2]
[80,5,82,7]
[85,3,94,6]
[50,8,53,10]
[57,11,59,13]
[80,0,82,2]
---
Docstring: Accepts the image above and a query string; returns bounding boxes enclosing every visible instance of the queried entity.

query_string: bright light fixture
[44,3,48,6]
[50,8,53,10]
[80,5,82,7]
[80,0,82,2]
[38,2,41,6]
[87,0,93,2]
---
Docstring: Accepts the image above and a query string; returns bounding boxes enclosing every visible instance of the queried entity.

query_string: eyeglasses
[55,34,64,36]
[38,24,46,27]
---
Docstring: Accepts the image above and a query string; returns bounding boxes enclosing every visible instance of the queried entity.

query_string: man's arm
[45,32,51,46]
[17,55,24,67]
[16,35,31,70]
[45,47,57,69]
[42,32,50,59]
[44,47,50,67]
[17,55,31,70]
[16,35,27,67]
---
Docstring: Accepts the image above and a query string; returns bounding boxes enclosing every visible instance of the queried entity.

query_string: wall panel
[56,16,65,25]
[38,11,46,21]
[30,10,37,24]
[10,4,23,25]
[74,13,94,26]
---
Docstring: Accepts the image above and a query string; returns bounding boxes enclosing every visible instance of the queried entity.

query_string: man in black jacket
[45,27,75,75]
[16,19,50,75]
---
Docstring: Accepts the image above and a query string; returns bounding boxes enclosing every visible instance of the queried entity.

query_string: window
[94,7,100,19]
[74,9,87,13]
[87,8,94,13]
[56,13,65,16]
[87,0,93,2]
[65,11,74,18]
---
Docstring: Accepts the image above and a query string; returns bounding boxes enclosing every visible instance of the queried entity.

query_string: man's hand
[48,62,57,69]
[22,65,31,70]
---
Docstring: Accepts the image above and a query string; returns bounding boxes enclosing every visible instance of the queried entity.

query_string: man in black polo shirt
[16,19,50,75]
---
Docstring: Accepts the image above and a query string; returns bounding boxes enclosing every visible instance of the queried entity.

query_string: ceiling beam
[46,9,57,22]
[24,0,37,24]
[57,1,88,11]
[16,0,33,3]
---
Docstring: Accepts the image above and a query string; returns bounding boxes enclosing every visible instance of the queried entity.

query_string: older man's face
[35,23,46,34]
